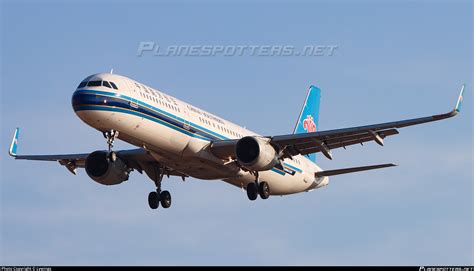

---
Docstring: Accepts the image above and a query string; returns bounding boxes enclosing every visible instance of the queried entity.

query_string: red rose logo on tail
[303,115,317,133]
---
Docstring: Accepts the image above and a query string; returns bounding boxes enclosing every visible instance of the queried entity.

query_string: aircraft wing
[211,85,465,160]
[8,129,186,178]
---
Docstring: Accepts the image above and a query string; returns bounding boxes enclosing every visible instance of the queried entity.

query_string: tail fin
[293,85,321,163]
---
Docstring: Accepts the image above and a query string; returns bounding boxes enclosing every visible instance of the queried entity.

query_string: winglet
[454,84,465,113]
[9,128,20,157]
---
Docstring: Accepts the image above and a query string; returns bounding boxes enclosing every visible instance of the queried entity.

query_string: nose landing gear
[103,129,119,153]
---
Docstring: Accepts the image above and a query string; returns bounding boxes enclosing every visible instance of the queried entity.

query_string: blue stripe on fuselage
[72,89,303,176]
[271,168,286,175]
[72,90,227,141]
[75,104,212,141]
[283,162,303,173]
[73,89,227,141]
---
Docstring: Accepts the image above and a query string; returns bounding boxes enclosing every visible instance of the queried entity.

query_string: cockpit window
[87,80,102,87]
[78,81,87,88]
[102,81,112,88]
[109,82,118,90]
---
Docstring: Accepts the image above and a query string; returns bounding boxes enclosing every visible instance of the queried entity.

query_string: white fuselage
[72,73,328,195]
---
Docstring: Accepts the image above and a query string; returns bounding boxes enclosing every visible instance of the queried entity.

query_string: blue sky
[1,0,472,266]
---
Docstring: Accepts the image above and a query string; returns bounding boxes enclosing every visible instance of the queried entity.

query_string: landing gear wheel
[259,182,270,199]
[246,183,258,201]
[160,190,172,208]
[148,191,159,209]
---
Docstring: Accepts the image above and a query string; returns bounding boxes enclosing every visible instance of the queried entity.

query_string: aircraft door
[122,78,139,109]
[182,104,191,131]
[118,78,142,134]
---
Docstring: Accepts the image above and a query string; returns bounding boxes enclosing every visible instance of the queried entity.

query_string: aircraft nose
[72,90,105,112]
[71,90,86,112]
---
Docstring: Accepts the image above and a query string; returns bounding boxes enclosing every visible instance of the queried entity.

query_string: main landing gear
[246,172,270,201]
[147,168,172,210]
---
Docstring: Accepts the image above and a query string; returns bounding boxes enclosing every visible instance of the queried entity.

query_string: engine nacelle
[85,151,129,185]
[235,136,279,171]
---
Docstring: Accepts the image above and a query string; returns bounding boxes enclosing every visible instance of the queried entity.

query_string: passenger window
[102,81,112,88]
[78,81,87,88]
[87,81,102,87]
[110,82,118,90]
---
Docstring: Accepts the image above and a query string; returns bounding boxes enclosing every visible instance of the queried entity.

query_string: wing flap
[283,129,399,155]
[13,153,90,161]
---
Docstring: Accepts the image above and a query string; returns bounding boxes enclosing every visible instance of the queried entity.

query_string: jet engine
[235,136,279,171]
[85,151,129,185]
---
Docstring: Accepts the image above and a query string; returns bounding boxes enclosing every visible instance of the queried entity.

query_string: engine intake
[235,136,279,171]
[85,151,129,185]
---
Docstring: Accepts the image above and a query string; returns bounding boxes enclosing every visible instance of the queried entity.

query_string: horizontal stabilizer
[315,163,396,177]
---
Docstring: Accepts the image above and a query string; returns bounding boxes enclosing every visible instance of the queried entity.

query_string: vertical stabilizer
[293,85,321,162]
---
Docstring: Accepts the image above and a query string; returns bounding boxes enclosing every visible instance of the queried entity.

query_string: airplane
[8,72,465,210]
